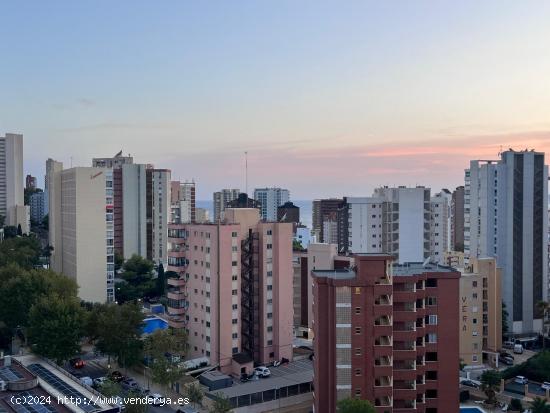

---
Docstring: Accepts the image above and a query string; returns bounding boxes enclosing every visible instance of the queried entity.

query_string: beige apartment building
[459,257,502,367]
[48,165,114,303]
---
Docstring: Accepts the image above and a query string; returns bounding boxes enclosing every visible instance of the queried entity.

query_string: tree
[510,398,523,412]
[114,252,124,273]
[3,226,18,239]
[0,214,4,227]
[27,295,85,364]
[480,369,501,405]
[41,214,49,230]
[0,236,42,268]
[0,264,78,332]
[538,301,550,349]
[144,329,187,390]
[531,397,550,413]
[336,397,376,413]
[115,255,157,303]
[156,263,166,296]
[502,301,510,337]
[98,379,123,397]
[209,393,232,413]
[187,383,204,408]
[92,302,145,367]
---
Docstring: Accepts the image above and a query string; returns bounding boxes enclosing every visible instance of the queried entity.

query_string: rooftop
[207,359,313,399]
[392,262,457,276]
[311,268,356,280]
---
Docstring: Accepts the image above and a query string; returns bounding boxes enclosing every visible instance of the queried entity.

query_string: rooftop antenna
[245,151,248,196]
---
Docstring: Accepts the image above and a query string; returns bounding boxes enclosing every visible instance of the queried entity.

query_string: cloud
[51,98,96,111]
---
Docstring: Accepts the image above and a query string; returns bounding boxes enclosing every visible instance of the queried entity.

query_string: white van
[513,344,524,354]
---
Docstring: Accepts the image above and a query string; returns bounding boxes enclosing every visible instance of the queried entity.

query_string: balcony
[167,277,186,287]
[374,316,392,326]
[375,356,392,367]
[158,314,187,329]
[167,288,187,300]
[374,396,392,408]
[375,294,392,306]
[394,361,415,371]
[375,336,392,346]
[374,376,392,387]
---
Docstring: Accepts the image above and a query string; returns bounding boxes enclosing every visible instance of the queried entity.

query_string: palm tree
[531,397,550,413]
[537,301,550,349]
[209,393,232,413]
[480,370,501,405]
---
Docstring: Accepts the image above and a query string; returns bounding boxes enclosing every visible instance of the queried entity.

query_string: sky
[2,1,550,199]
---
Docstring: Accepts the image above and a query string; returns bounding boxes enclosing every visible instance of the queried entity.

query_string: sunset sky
[2,1,550,199]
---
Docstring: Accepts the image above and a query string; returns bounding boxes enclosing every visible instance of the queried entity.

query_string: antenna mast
[245,151,248,195]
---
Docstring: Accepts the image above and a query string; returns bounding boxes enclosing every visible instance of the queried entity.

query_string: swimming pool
[460,407,486,413]
[142,317,169,334]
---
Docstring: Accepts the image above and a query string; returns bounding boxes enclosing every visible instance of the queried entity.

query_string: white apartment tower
[254,188,290,221]
[430,189,452,263]
[0,133,29,232]
[465,150,548,334]
[213,189,240,222]
[48,164,114,303]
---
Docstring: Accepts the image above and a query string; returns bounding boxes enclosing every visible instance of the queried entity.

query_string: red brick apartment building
[312,254,459,413]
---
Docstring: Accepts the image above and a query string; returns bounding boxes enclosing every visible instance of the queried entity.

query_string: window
[355,348,362,356]
[267,326,273,332]
[232,275,238,281]
[426,371,438,380]
[267,230,272,235]
[427,297,437,306]
[232,304,238,310]
[355,307,361,314]
[206,306,210,313]
[232,333,238,339]
[232,319,238,324]
[267,340,273,345]
[426,333,437,343]
[426,352,438,361]
[354,389,361,397]
[355,327,361,335]
[426,278,437,288]
[267,271,272,277]
[267,298,272,304]
[232,289,238,295]
[206,322,210,327]
[232,261,238,266]
[267,244,272,249]
[427,315,438,325]
[232,232,238,237]
[355,287,361,295]
[354,369,361,376]
[267,313,273,319]
[472,281,478,288]
[232,246,238,252]
[267,285,273,291]
[232,347,239,354]
[426,389,438,399]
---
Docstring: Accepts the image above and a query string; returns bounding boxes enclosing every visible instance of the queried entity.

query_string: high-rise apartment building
[429,189,451,263]
[254,187,290,221]
[171,180,196,224]
[0,133,28,232]
[165,208,293,374]
[277,201,300,224]
[465,150,548,334]
[312,255,460,413]
[312,198,343,243]
[29,191,48,223]
[338,188,433,263]
[48,165,114,303]
[25,174,37,190]
[147,168,171,266]
[459,258,502,368]
[195,207,209,223]
[213,189,240,222]
[451,186,465,251]
[92,151,133,168]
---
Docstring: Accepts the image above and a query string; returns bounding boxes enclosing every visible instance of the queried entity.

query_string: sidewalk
[93,358,207,413]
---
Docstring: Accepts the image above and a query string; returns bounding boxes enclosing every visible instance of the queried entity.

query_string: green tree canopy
[115,255,157,303]
[336,397,376,413]
[0,236,41,268]
[91,302,144,367]
[480,370,501,405]
[144,329,187,389]
[531,397,550,413]
[209,393,232,413]
[0,264,78,331]
[27,295,85,364]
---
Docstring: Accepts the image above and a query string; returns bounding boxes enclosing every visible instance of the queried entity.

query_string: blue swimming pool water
[460,408,486,413]
[142,317,168,334]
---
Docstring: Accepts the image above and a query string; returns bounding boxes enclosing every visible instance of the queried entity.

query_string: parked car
[109,371,124,383]
[514,344,524,354]
[503,340,515,349]
[254,366,271,378]
[514,376,528,385]
[69,358,85,369]
[80,376,93,387]
[147,393,165,406]
[541,382,550,391]
[122,378,141,391]
[499,356,514,366]
[93,377,108,388]
[500,351,514,360]
[460,379,479,389]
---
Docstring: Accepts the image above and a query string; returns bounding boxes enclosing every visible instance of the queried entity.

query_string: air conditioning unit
[0,380,7,391]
